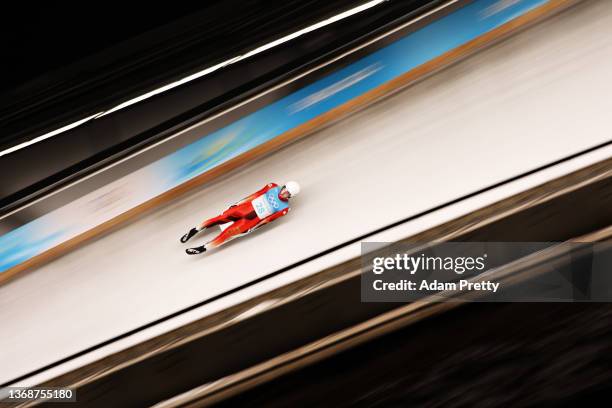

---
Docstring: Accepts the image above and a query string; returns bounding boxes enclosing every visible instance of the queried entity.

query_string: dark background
[1,3,215,93]
[0,0,370,145]
[1,1,366,95]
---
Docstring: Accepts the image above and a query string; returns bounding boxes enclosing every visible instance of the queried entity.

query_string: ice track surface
[2,0,612,385]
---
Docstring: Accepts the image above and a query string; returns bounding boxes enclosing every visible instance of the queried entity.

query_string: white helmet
[284,181,300,197]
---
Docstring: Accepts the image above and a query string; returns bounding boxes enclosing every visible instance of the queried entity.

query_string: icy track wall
[0,0,570,281]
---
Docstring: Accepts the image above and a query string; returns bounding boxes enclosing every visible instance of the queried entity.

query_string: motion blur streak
[1,0,610,387]
[0,113,103,158]
[0,0,387,158]
[96,0,388,118]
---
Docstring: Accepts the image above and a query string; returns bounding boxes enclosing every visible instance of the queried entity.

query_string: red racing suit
[199,183,289,249]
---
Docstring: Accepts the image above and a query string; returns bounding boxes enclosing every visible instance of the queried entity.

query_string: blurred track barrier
[0,0,580,285]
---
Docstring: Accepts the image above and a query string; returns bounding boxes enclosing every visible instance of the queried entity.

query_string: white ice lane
[1,0,611,385]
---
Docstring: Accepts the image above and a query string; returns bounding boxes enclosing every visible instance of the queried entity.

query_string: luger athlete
[180,181,300,254]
